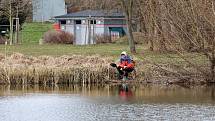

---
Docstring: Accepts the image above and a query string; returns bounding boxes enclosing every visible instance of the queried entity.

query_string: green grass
[21,22,53,44]
[0,43,141,57]
[0,43,208,67]
[3,22,206,66]
[10,22,143,58]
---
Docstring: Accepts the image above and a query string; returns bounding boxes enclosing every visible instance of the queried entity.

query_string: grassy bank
[17,23,208,65]
[0,43,208,64]
[0,22,209,85]
[21,22,53,44]
[0,43,140,57]
[0,43,209,85]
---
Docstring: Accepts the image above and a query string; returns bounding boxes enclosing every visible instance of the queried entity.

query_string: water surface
[0,84,215,121]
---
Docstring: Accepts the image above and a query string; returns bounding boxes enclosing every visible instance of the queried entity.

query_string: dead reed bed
[142,62,209,85]
[0,53,126,85]
[1,52,205,85]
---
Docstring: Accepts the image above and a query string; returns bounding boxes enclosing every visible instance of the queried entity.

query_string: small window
[76,20,82,24]
[60,20,66,25]
[90,20,96,24]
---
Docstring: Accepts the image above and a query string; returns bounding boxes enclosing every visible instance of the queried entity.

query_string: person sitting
[116,51,135,80]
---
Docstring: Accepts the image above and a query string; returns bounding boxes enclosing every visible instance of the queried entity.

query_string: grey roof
[54,10,125,19]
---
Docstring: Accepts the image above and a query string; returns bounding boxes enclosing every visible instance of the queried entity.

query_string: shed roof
[54,10,125,19]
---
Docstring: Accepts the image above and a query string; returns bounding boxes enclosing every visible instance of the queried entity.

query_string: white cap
[121,51,127,55]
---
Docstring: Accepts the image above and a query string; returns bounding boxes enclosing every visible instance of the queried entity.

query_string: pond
[0,84,215,121]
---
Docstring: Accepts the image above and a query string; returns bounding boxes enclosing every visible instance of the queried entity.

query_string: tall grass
[0,53,145,85]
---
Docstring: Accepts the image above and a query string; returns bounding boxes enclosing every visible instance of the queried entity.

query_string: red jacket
[119,56,134,68]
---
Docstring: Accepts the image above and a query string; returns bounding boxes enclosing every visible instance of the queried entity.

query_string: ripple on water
[0,95,214,121]
[0,91,214,121]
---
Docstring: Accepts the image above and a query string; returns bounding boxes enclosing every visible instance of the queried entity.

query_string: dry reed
[0,53,144,85]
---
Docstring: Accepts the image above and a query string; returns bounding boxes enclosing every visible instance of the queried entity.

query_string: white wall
[66,19,105,45]
[33,0,66,22]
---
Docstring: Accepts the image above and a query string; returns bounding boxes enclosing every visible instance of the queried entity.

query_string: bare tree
[65,0,121,11]
[0,0,31,44]
[136,0,156,51]
[0,0,31,25]
[121,0,136,53]
[131,0,215,81]
[161,0,215,81]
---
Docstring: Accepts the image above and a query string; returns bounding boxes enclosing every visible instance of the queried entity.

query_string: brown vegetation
[65,0,121,11]
[95,34,111,44]
[138,0,215,82]
[0,36,6,44]
[0,53,145,85]
[114,32,145,45]
[144,62,207,85]
[43,31,74,44]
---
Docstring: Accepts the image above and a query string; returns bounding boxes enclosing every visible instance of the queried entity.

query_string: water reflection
[0,84,215,121]
[0,84,215,104]
[212,86,215,100]
[118,84,133,101]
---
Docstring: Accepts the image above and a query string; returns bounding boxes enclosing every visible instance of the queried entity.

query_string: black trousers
[117,67,134,77]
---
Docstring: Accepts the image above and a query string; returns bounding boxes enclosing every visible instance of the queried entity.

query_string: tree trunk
[157,0,168,52]
[9,0,13,45]
[121,0,136,54]
[149,39,154,51]
[149,21,156,51]
[211,61,215,82]
[210,42,215,82]
[126,17,136,53]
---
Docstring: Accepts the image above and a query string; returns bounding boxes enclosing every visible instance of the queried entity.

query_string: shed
[53,10,127,45]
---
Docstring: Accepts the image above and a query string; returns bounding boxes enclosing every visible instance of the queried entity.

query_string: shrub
[43,31,74,44]
[0,36,6,44]
[95,34,112,44]
[113,32,145,45]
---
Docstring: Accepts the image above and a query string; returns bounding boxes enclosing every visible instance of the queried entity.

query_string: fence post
[14,18,20,44]
[9,0,13,45]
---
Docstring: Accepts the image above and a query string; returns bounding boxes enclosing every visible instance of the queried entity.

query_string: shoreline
[0,53,209,85]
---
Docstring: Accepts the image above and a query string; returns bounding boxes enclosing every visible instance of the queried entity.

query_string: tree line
[0,0,30,26]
